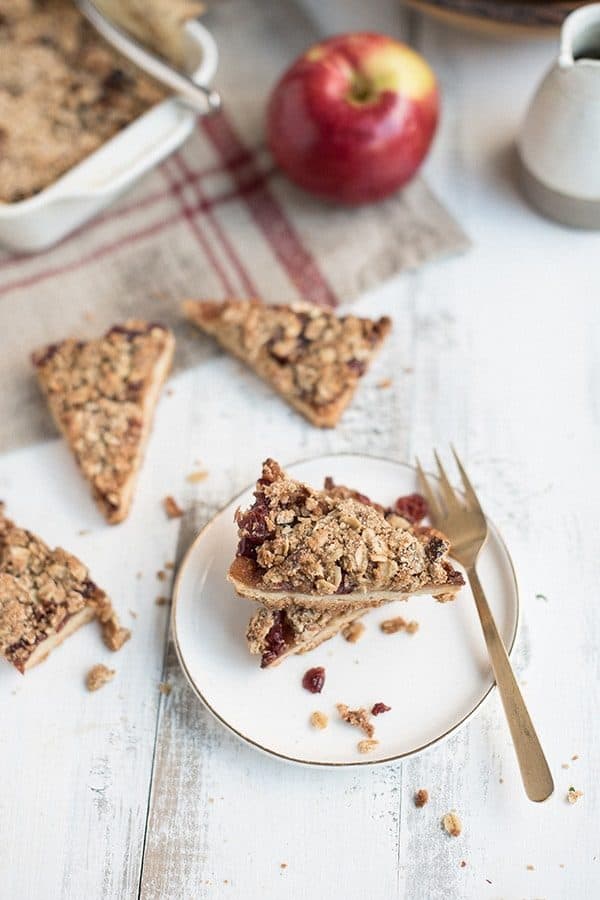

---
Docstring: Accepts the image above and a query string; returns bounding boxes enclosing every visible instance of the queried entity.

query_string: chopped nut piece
[414,789,429,808]
[380,616,419,635]
[157,570,166,581]
[86,664,115,692]
[460,861,466,868]
[159,682,172,695]
[163,496,184,519]
[377,378,393,389]
[567,787,583,804]
[310,711,328,730]
[572,754,579,761]
[342,620,365,643]
[165,561,175,570]
[357,739,379,754]
[442,812,462,837]
[280,863,288,870]
[337,703,374,737]
[526,865,535,871]
[187,470,209,484]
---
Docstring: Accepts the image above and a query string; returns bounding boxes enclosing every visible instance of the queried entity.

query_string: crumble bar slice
[229,459,464,610]
[183,299,391,428]
[0,506,127,672]
[246,603,371,668]
[32,320,175,524]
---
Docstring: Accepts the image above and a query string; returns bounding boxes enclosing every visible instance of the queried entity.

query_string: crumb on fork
[86,664,115,692]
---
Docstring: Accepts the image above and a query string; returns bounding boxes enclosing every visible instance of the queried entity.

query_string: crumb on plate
[442,812,462,837]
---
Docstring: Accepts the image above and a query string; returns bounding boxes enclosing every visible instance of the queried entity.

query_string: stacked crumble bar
[230,459,464,668]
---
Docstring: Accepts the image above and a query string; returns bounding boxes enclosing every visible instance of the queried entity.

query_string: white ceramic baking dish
[0,20,218,254]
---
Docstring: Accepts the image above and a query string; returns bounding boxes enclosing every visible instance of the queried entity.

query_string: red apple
[266,32,439,205]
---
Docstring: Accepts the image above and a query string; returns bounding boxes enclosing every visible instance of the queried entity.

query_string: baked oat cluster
[0,506,127,672]
[0,0,166,203]
[183,299,391,427]
[233,459,462,598]
[33,320,175,524]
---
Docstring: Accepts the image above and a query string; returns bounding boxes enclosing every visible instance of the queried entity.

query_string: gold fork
[416,448,554,802]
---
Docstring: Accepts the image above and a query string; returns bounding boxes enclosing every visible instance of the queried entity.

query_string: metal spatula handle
[75,0,221,115]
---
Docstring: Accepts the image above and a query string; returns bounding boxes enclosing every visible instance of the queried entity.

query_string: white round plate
[172,454,519,767]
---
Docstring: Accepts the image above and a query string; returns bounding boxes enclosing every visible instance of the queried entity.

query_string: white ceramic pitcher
[518,3,600,228]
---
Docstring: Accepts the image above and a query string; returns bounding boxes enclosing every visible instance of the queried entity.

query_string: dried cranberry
[393,493,428,525]
[425,536,445,562]
[347,359,366,376]
[235,496,273,558]
[302,666,326,694]
[371,702,391,716]
[336,573,355,595]
[261,611,294,668]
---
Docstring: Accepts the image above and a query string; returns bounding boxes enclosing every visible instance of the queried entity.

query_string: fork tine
[433,449,461,510]
[450,445,484,515]
[415,457,444,524]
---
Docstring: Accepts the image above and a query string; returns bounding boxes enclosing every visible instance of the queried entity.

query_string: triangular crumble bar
[229,459,464,611]
[183,299,391,427]
[32,320,175,524]
[0,506,129,672]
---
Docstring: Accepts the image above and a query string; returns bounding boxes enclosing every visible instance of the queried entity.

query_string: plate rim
[171,452,520,768]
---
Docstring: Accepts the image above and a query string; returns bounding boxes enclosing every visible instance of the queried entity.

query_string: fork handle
[466,566,554,802]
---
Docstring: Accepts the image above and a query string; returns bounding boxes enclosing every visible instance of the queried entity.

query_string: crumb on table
[86,664,115,692]
[187,470,209,484]
[414,789,429,808]
[156,596,170,606]
[442,812,462,837]
[159,682,172,695]
[163,495,184,519]
[567,787,583,804]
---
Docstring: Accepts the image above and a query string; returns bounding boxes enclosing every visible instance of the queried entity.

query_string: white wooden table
[1,3,598,898]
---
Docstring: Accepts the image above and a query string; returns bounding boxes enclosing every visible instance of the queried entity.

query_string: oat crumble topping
[232,460,463,599]
[33,320,174,524]
[567,787,583,804]
[183,299,391,428]
[86,663,115,691]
